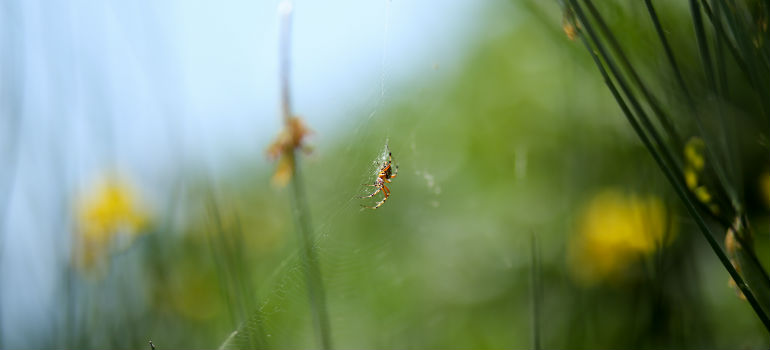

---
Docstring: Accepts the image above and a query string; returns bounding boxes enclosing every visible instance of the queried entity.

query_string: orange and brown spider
[360,149,398,209]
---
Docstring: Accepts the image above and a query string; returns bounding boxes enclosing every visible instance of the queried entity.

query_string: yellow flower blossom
[683,137,718,215]
[693,186,712,203]
[74,177,149,272]
[684,138,705,171]
[569,189,673,286]
[684,168,698,189]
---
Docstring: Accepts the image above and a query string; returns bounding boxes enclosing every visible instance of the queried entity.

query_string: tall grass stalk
[278,2,332,348]
[567,0,770,332]
[206,194,265,348]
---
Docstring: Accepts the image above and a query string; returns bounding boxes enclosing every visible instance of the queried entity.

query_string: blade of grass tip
[529,233,541,350]
[582,0,683,150]
[278,2,332,348]
[570,0,770,332]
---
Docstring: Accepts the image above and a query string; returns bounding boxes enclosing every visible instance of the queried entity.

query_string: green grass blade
[570,0,770,333]
[691,0,717,88]
[579,0,685,197]
[582,0,683,150]
[279,3,333,348]
[643,0,693,103]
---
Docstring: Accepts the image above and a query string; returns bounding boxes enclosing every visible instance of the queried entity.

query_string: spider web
[218,1,457,347]
[0,0,514,348]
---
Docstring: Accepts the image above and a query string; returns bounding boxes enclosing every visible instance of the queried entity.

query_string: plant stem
[690,0,717,89]
[582,0,682,150]
[643,0,692,102]
[279,2,333,348]
[643,0,739,228]
[570,0,770,332]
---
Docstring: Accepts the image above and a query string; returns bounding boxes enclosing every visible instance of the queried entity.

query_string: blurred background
[0,0,768,348]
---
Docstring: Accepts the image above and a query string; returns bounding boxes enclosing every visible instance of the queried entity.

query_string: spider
[360,149,398,209]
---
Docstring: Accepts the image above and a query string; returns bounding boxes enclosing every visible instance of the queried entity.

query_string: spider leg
[359,185,382,198]
[362,186,390,209]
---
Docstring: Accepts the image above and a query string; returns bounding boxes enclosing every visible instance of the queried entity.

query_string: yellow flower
[693,186,712,203]
[684,138,705,172]
[74,177,149,272]
[569,189,673,286]
[683,137,718,214]
[684,167,699,189]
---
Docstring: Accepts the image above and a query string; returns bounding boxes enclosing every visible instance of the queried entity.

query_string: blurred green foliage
[60,1,770,349]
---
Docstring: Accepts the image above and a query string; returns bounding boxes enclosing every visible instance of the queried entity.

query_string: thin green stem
[289,156,333,349]
[582,0,682,150]
[706,0,770,119]
[279,2,333,348]
[667,0,770,317]
[710,0,743,204]
[691,0,717,89]
[580,0,685,198]
[570,0,770,333]
[205,195,241,332]
[643,0,693,103]
[644,0,740,226]
[698,1,752,80]
[689,0,744,215]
